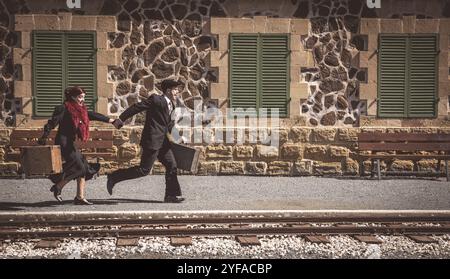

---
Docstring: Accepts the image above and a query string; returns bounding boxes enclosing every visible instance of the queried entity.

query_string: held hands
[112,119,124,129]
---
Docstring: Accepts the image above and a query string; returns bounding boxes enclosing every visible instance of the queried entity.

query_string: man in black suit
[106,79,185,203]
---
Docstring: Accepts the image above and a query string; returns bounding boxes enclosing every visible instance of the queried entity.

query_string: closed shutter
[33,32,65,117]
[378,34,438,118]
[229,34,290,117]
[408,35,438,118]
[260,35,289,117]
[66,33,97,112]
[230,34,259,115]
[33,31,97,117]
[378,35,408,118]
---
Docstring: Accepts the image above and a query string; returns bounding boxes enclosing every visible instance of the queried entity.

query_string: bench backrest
[10,130,114,149]
[358,133,450,152]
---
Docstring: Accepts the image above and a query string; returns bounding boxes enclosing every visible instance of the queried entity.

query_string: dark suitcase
[21,145,63,177]
[170,142,200,174]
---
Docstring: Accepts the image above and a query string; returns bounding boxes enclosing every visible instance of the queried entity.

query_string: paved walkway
[0,176,449,212]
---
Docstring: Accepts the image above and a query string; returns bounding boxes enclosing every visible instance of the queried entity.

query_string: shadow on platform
[0,198,164,211]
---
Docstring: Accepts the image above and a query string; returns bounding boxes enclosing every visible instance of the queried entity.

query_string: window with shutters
[32,31,97,117]
[378,34,438,118]
[229,34,290,118]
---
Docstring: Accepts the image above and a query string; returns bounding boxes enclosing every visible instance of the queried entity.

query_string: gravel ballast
[1,235,450,259]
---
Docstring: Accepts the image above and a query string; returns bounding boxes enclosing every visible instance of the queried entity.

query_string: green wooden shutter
[33,31,97,117]
[33,32,65,117]
[260,35,290,117]
[230,34,259,115]
[66,32,97,112]
[378,35,408,118]
[229,34,289,117]
[408,35,438,118]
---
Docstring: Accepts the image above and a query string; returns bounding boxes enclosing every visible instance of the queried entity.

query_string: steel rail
[2,215,450,228]
[1,224,450,240]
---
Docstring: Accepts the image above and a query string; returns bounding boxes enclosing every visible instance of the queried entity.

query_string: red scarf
[64,101,90,142]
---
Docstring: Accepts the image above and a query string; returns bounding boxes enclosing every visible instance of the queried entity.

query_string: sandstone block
[210,18,230,34]
[0,130,11,145]
[98,161,119,175]
[268,161,292,176]
[390,160,414,172]
[0,146,5,161]
[14,81,32,98]
[311,129,336,142]
[0,162,19,176]
[14,15,35,31]
[344,158,359,175]
[292,160,313,176]
[97,16,117,32]
[220,161,244,175]
[304,145,327,160]
[234,146,254,159]
[113,130,130,145]
[281,144,303,160]
[417,159,438,172]
[71,16,97,31]
[337,128,359,142]
[34,15,60,30]
[230,18,254,33]
[206,145,233,160]
[314,162,342,176]
[290,19,309,35]
[13,48,32,65]
[245,162,267,175]
[255,145,279,160]
[290,127,311,142]
[152,162,165,175]
[197,161,219,175]
[329,146,350,159]
[118,143,139,160]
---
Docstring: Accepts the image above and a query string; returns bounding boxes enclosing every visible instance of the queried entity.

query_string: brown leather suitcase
[20,145,63,177]
[170,142,200,174]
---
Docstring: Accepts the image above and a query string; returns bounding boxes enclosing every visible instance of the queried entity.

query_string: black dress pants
[140,143,181,197]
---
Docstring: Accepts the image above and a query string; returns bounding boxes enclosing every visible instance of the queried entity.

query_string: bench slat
[11,130,113,140]
[358,133,450,142]
[83,153,117,160]
[10,139,113,149]
[8,152,116,162]
[360,154,450,159]
[359,142,450,151]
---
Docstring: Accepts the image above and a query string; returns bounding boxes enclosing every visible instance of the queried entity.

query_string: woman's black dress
[42,105,110,184]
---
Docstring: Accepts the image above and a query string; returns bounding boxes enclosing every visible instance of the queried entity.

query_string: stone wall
[1,0,450,128]
[2,126,450,177]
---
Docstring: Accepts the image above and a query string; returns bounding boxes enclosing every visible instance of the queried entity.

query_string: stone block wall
[1,0,450,128]
[2,126,450,177]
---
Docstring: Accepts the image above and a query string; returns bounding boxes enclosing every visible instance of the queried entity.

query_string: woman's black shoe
[50,185,63,202]
[73,197,93,205]
[164,196,185,203]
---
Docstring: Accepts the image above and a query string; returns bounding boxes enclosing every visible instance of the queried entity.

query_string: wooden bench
[8,129,116,164]
[358,133,450,181]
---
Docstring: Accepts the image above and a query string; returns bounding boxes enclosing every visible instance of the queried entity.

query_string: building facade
[0,0,450,177]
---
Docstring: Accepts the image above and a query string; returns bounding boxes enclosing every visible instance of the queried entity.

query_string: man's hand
[112,119,124,129]
[37,137,47,145]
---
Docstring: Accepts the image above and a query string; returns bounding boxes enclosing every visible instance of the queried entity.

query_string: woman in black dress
[39,86,120,205]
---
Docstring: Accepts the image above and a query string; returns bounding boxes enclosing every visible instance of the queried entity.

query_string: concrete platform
[0,176,449,213]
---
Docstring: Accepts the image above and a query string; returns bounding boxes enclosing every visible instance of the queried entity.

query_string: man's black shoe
[106,174,115,195]
[164,196,185,203]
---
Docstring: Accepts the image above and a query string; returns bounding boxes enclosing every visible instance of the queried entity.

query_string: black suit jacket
[119,94,174,150]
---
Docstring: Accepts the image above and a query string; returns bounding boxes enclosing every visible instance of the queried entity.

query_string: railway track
[1,213,450,242]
